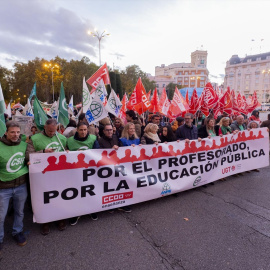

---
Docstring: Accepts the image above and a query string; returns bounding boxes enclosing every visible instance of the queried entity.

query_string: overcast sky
[1,0,270,84]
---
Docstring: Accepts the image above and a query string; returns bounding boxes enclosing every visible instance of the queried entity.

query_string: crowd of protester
[1,107,269,251]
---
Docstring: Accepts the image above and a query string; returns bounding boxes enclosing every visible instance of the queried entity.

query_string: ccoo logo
[6,152,25,173]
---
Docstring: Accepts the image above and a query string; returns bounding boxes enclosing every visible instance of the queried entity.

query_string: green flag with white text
[33,96,48,130]
[57,82,69,128]
[0,83,6,137]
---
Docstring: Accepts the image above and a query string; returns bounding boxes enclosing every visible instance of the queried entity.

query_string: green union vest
[0,141,29,182]
[67,134,97,151]
[31,132,67,152]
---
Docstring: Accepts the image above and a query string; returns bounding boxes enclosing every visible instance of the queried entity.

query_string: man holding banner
[0,121,28,250]
[26,118,67,235]
[67,121,100,225]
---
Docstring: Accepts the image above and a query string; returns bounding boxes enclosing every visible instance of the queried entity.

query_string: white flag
[105,89,122,117]
[25,98,34,117]
[83,77,92,113]
[92,79,107,104]
[85,92,108,125]
[48,101,58,119]
[68,95,74,115]
[5,103,11,118]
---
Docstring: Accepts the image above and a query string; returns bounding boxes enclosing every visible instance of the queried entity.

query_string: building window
[245,75,250,79]
[185,72,188,75]
[247,59,252,62]
[238,73,241,76]
[156,84,159,88]
[201,71,204,75]
[185,77,188,81]
[200,60,205,64]
[200,82,204,87]
[200,77,205,81]
[257,57,261,61]
[192,72,195,75]
[178,72,182,75]
[162,84,166,87]
[191,81,195,85]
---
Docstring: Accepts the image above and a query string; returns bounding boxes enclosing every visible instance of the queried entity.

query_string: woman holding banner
[141,123,161,145]
[198,118,219,139]
[119,123,140,146]
[218,117,232,135]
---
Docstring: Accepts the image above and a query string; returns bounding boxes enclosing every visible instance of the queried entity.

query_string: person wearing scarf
[218,117,232,135]
[141,123,161,145]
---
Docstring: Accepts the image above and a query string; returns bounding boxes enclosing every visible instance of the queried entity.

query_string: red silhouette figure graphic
[138,148,151,161]
[88,159,97,167]
[42,156,58,174]
[73,153,89,169]
[257,130,264,139]
[168,144,177,156]
[108,150,120,165]
[119,149,132,163]
[97,151,115,167]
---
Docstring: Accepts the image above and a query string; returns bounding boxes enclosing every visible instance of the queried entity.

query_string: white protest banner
[29,128,269,223]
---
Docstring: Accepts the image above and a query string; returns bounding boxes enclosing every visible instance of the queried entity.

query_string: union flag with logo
[86,63,110,93]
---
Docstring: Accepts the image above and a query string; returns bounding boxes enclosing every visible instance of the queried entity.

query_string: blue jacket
[119,137,140,146]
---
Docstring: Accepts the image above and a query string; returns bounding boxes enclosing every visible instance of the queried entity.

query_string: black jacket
[98,135,119,149]
[198,125,220,138]
[176,124,198,140]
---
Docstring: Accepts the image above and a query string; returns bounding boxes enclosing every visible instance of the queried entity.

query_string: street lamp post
[88,29,110,66]
[44,63,59,102]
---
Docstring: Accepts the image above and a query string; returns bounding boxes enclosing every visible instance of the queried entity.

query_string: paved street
[1,164,270,270]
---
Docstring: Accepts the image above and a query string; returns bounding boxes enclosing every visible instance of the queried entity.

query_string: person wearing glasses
[98,124,131,213]
[98,124,120,149]
[176,113,198,141]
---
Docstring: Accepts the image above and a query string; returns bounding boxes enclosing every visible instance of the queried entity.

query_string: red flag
[159,88,170,116]
[169,87,190,116]
[231,89,239,112]
[86,63,110,93]
[185,90,189,107]
[239,95,248,115]
[189,89,199,114]
[149,88,161,113]
[247,91,261,113]
[198,82,219,117]
[200,82,219,109]
[126,77,151,114]
[146,90,151,100]
[219,88,233,115]
[118,94,127,124]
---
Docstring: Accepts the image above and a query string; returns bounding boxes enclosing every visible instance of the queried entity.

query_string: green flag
[29,82,36,101]
[0,83,6,137]
[33,96,48,130]
[57,82,69,128]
